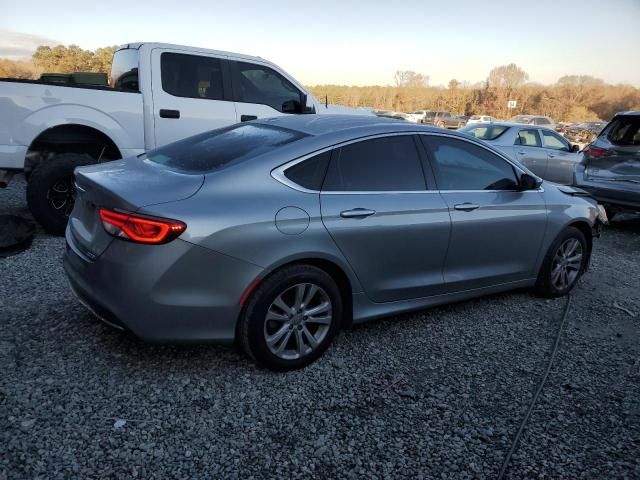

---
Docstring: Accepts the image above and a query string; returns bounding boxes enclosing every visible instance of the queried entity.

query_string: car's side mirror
[282,99,300,114]
[519,173,542,190]
[571,144,580,152]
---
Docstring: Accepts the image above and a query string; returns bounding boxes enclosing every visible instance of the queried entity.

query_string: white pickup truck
[0,42,362,234]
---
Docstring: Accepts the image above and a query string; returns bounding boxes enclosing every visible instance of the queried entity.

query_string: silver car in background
[64,115,604,370]
[460,122,582,184]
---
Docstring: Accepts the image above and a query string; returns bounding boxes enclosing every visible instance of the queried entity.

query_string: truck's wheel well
[25,124,121,174]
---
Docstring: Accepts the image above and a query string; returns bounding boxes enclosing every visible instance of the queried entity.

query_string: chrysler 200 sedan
[63,115,606,370]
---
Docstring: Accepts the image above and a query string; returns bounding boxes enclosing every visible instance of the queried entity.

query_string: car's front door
[150,49,237,148]
[320,135,451,302]
[230,60,306,122]
[513,128,548,178]
[420,134,548,292]
[540,129,581,185]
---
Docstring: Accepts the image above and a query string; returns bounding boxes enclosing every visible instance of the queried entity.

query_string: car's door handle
[548,153,556,158]
[517,150,526,155]
[241,115,258,122]
[159,109,180,119]
[454,203,480,212]
[340,208,376,218]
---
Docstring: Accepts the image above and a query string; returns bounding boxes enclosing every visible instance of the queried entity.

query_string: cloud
[0,30,62,59]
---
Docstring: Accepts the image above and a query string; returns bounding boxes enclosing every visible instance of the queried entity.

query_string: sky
[1,0,639,87]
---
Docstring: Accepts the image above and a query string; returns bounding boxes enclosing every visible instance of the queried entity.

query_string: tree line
[1,45,638,122]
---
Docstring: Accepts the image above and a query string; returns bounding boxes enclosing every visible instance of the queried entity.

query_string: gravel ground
[1,174,639,479]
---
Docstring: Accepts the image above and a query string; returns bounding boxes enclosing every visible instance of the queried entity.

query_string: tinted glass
[607,117,640,146]
[516,129,542,147]
[423,136,518,191]
[146,124,306,173]
[234,62,301,112]
[541,130,569,150]
[323,136,425,191]
[161,53,224,100]
[460,125,508,140]
[284,151,331,190]
[535,117,551,125]
[110,49,139,91]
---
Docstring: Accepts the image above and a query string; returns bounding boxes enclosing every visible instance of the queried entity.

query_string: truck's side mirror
[281,99,300,114]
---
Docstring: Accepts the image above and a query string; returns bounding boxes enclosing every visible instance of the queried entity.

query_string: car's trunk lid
[69,158,204,258]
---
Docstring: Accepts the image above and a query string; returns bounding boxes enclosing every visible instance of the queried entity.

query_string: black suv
[574,111,640,219]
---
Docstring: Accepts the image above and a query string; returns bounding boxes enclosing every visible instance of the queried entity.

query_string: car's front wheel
[238,265,342,370]
[535,226,588,297]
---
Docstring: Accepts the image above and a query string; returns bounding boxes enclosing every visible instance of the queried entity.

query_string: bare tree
[394,70,429,88]
[487,64,529,89]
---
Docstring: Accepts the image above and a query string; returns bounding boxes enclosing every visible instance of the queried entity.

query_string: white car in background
[404,110,431,123]
[467,115,496,125]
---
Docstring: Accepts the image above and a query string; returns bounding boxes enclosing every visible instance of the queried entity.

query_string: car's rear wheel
[238,265,342,370]
[535,226,588,297]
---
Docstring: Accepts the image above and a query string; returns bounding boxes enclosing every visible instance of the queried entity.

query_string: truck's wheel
[26,153,94,235]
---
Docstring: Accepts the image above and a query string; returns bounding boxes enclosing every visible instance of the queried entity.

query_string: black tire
[26,153,94,235]
[535,226,588,298]
[238,265,342,371]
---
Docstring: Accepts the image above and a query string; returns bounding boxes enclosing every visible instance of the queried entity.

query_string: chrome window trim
[271,130,542,195]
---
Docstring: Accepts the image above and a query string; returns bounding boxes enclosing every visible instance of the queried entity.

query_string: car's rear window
[606,116,640,146]
[145,124,307,172]
[460,125,509,140]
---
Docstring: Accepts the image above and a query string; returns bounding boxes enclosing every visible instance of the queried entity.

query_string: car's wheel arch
[240,254,359,329]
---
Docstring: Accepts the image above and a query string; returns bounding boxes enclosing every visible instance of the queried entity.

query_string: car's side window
[515,129,542,147]
[160,52,224,100]
[322,136,426,192]
[422,136,519,191]
[232,61,302,113]
[284,151,331,191]
[541,130,570,151]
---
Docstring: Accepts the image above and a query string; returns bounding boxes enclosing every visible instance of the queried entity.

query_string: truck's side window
[233,62,302,112]
[161,53,224,101]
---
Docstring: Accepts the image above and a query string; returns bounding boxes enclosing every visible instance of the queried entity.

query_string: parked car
[405,110,432,123]
[467,115,496,125]
[460,122,581,184]
[574,111,640,218]
[563,121,607,144]
[0,42,365,234]
[510,115,555,129]
[423,111,466,129]
[64,115,605,370]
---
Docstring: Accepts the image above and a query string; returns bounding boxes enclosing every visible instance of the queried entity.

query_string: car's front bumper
[63,228,263,343]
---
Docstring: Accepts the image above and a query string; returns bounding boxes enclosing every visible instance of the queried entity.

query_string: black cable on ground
[497,294,572,480]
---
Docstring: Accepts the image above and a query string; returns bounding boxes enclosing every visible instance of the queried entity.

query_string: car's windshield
[460,125,509,140]
[144,124,307,173]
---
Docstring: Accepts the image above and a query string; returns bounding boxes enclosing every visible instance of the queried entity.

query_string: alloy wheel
[47,175,76,217]
[550,238,583,290]
[263,283,332,360]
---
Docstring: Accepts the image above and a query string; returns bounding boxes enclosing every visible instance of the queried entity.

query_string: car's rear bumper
[63,227,263,343]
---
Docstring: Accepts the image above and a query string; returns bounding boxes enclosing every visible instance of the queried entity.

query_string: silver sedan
[63,115,604,370]
[459,122,582,184]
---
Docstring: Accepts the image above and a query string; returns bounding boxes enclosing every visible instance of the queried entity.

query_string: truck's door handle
[159,109,180,119]
[241,115,258,122]
[454,203,480,212]
[340,208,376,218]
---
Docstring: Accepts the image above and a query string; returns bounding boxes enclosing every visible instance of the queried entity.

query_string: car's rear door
[420,134,547,292]
[320,134,451,302]
[513,128,548,178]
[150,48,237,148]
[540,129,580,184]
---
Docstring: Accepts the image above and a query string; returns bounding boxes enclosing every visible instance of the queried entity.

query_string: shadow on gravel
[608,213,640,234]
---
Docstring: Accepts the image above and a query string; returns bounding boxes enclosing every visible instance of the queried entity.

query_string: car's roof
[255,114,446,137]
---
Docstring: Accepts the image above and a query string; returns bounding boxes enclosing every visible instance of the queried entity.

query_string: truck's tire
[26,153,94,235]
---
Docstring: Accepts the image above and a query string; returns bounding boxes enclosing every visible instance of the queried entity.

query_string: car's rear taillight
[584,145,608,157]
[99,208,186,245]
